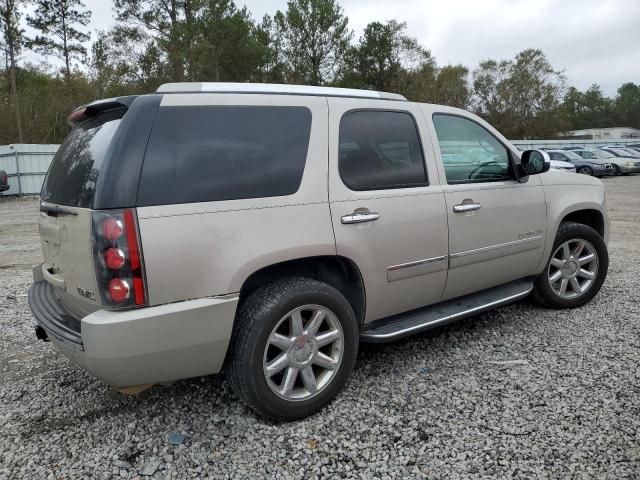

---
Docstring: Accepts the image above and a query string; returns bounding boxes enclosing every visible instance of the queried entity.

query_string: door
[426,110,547,300]
[328,98,449,323]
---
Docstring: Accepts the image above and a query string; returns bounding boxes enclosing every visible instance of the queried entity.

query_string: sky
[41,0,640,97]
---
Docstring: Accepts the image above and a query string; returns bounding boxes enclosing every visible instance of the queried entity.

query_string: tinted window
[432,114,512,184]
[41,109,124,207]
[339,110,427,190]
[137,106,312,206]
[548,152,565,161]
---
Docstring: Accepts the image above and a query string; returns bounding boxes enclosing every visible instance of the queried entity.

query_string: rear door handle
[341,212,380,224]
[453,203,481,213]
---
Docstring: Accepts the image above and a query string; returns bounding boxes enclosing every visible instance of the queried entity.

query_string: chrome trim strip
[388,255,448,272]
[360,284,533,341]
[450,235,543,259]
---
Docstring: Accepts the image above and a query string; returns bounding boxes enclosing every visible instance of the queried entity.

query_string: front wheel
[578,166,593,176]
[226,277,359,420]
[533,222,608,309]
[612,164,621,175]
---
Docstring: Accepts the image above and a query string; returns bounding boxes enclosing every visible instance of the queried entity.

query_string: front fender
[535,182,608,273]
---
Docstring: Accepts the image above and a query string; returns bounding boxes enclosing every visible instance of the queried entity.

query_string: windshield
[562,151,583,161]
[621,148,640,156]
[41,109,124,208]
[594,150,614,159]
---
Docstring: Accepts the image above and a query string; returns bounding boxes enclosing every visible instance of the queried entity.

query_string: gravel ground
[1,176,639,479]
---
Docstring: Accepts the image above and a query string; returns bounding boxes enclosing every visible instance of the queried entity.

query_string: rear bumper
[29,271,239,388]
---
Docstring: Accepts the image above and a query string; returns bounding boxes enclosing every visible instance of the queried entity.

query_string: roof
[156,82,407,101]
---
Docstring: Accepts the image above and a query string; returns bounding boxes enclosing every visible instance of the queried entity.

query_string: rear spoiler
[67,96,138,126]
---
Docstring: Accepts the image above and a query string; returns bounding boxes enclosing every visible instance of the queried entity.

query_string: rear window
[41,109,124,208]
[137,106,312,206]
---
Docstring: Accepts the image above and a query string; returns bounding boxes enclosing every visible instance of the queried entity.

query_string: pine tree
[27,0,91,77]
[0,0,25,142]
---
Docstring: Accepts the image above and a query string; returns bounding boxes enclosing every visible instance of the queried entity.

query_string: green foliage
[27,0,91,77]
[473,49,567,139]
[0,0,637,144]
[280,0,351,85]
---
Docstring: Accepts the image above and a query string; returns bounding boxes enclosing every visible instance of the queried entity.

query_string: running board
[360,279,534,343]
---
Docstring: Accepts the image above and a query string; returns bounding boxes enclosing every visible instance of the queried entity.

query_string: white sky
[27,0,640,96]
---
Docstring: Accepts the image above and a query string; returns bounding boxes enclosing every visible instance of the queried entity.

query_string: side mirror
[520,149,551,176]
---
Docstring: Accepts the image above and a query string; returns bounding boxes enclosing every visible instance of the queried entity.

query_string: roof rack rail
[156,82,407,101]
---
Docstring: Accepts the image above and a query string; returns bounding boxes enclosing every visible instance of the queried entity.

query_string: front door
[425,110,547,300]
[328,98,449,323]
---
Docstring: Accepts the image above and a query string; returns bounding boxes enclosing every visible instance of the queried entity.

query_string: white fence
[0,144,59,195]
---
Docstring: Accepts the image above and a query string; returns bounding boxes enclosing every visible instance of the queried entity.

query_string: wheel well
[239,256,366,324]
[561,209,604,237]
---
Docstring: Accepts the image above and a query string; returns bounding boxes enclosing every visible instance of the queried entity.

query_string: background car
[626,145,640,155]
[549,159,576,172]
[546,150,614,177]
[0,170,9,193]
[601,147,640,159]
[574,149,640,175]
[592,148,640,175]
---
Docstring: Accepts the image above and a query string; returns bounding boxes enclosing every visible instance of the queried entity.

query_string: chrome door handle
[341,212,380,224]
[453,203,481,213]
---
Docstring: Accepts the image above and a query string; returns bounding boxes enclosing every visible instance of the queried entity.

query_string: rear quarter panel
[136,94,334,305]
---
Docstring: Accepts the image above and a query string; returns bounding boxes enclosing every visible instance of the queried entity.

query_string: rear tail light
[92,209,147,308]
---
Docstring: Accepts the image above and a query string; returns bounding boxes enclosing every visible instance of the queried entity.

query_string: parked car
[0,170,9,193]
[562,146,583,151]
[29,83,610,420]
[626,146,640,155]
[546,150,614,177]
[549,159,576,172]
[573,149,640,175]
[601,147,640,159]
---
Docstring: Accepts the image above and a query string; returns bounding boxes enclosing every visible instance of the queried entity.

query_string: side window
[548,152,562,161]
[339,110,427,190]
[137,106,312,206]
[432,114,512,184]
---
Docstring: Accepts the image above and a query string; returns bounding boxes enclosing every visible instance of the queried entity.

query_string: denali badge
[518,229,543,239]
[77,287,96,301]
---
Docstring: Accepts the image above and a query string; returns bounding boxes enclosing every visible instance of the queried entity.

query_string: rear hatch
[39,106,127,318]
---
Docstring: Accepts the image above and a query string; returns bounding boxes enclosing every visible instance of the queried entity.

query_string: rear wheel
[226,277,358,420]
[533,222,608,309]
[578,166,593,176]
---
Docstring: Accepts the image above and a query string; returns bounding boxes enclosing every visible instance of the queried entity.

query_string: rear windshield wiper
[40,203,78,217]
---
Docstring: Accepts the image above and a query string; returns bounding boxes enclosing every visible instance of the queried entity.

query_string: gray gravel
[1,176,640,479]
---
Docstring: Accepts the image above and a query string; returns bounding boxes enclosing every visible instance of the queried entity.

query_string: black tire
[578,166,593,176]
[226,277,359,420]
[532,222,608,309]
[612,164,621,175]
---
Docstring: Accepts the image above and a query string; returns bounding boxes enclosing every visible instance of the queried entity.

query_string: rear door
[39,109,126,317]
[328,98,449,323]
[424,107,547,301]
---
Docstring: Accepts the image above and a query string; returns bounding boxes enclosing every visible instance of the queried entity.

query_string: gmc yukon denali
[29,83,609,420]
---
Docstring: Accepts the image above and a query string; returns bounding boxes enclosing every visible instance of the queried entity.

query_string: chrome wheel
[263,305,344,401]
[578,167,593,175]
[548,239,598,299]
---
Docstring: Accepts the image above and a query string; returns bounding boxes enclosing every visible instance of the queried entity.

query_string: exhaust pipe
[35,326,50,342]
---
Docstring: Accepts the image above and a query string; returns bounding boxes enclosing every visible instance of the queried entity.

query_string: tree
[0,0,25,142]
[114,0,201,82]
[346,20,430,92]
[562,84,614,130]
[473,49,567,138]
[614,82,640,129]
[433,65,470,108]
[27,0,91,77]
[280,0,351,85]
[190,0,262,82]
